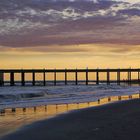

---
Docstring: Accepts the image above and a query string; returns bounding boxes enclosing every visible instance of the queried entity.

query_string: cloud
[0,0,140,51]
[0,18,51,35]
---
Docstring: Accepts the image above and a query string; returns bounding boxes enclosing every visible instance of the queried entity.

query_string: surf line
[0,93,140,116]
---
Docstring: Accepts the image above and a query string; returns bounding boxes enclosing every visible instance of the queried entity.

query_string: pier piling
[128,71,131,85]
[54,70,56,86]
[43,71,46,86]
[10,72,15,86]
[21,72,25,86]
[96,71,99,85]
[65,69,67,85]
[86,69,88,85]
[138,71,140,85]
[32,72,35,86]
[75,69,78,85]
[0,72,4,86]
[117,71,120,85]
[107,71,110,85]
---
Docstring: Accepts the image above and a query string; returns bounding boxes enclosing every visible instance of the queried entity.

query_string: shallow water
[0,102,92,137]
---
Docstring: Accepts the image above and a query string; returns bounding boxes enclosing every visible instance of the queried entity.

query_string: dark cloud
[118,8,140,16]
[0,0,140,51]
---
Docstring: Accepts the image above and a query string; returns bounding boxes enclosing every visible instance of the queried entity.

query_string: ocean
[0,84,140,110]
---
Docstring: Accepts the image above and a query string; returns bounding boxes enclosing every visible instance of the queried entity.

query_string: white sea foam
[0,84,140,109]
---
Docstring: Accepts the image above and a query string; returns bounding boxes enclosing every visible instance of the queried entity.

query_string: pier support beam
[75,69,78,85]
[96,71,99,85]
[127,71,130,85]
[86,69,88,85]
[65,69,67,85]
[21,72,25,86]
[107,71,110,85]
[43,71,46,86]
[0,72,4,86]
[32,72,35,86]
[138,71,140,85]
[10,72,15,86]
[130,71,132,84]
[117,71,120,85]
[54,70,56,86]
[128,71,131,85]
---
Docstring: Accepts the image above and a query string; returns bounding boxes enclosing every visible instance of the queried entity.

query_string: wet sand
[1,99,140,140]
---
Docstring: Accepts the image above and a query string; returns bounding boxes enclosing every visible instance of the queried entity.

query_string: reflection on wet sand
[0,93,140,138]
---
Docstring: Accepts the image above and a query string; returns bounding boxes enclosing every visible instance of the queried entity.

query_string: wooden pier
[0,68,140,86]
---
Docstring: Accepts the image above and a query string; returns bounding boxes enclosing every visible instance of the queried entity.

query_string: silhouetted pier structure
[0,68,140,86]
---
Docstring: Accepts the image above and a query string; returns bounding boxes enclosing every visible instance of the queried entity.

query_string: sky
[0,0,140,69]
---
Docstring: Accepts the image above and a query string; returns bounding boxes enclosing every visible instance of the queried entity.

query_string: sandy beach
[1,99,140,140]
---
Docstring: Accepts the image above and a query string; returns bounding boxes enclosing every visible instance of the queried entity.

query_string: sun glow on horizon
[1,43,140,69]
[0,0,140,69]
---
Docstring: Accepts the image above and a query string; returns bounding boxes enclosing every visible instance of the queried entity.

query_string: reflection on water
[0,93,140,138]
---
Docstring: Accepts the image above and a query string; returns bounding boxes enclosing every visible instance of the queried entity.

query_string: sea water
[0,84,140,110]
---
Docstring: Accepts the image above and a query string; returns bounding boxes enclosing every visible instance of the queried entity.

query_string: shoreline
[1,99,140,140]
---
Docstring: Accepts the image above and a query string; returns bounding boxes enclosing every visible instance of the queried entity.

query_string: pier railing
[0,68,140,86]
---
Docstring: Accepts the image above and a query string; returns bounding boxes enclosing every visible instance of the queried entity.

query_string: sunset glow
[0,0,140,68]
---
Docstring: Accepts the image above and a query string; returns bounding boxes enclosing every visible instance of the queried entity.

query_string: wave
[0,84,140,109]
